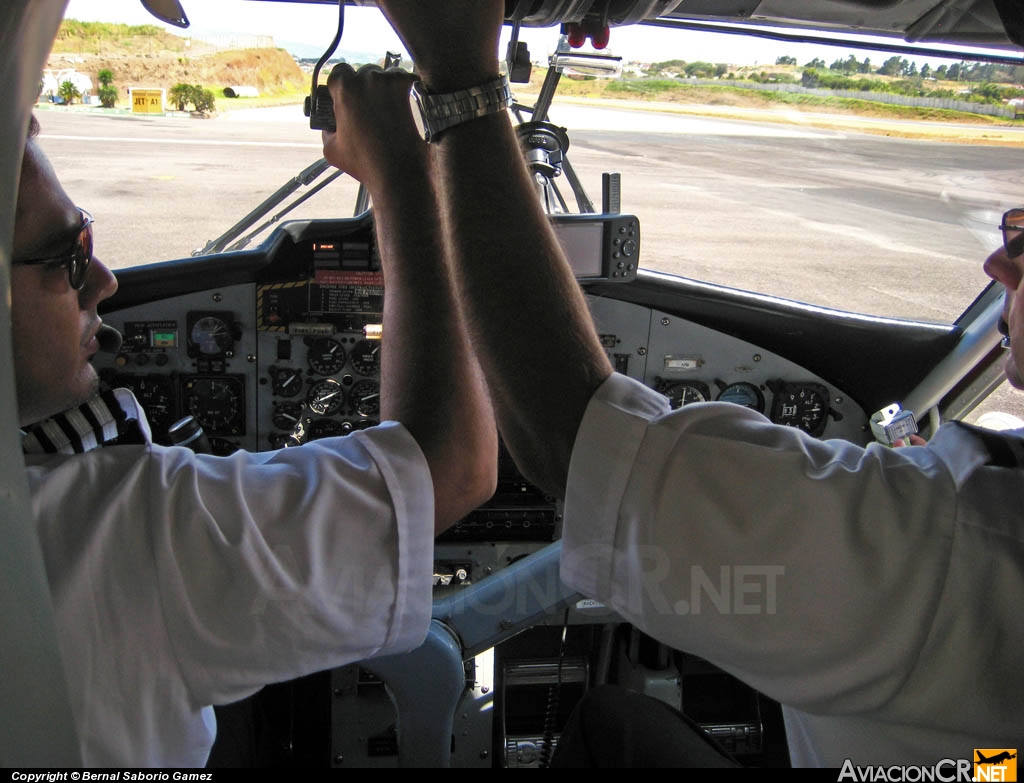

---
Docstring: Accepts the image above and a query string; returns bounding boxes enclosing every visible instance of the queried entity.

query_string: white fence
[191,33,275,51]
[684,78,1018,119]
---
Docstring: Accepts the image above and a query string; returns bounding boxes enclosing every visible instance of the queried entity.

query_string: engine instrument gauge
[770,381,831,437]
[188,314,234,356]
[181,375,245,434]
[307,337,346,376]
[307,378,345,416]
[271,401,305,431]
[656,380,710,409]
[271,366,303,398]
[350,379,380,417]
[350,339,381,376]
[716,381,765,413]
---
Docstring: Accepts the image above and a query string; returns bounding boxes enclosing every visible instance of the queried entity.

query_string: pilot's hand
[378,0,504,91]
[321,63,424,190]
[899,434,928,447]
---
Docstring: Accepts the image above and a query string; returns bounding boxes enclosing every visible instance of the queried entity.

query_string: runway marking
[40,134,322,149]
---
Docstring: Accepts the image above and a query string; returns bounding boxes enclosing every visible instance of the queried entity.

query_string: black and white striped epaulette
[22,388,149,455]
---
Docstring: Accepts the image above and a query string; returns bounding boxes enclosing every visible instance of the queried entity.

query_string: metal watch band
[411,75,512,142]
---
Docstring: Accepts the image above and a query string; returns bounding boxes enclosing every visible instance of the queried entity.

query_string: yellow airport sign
[129,88,164,114]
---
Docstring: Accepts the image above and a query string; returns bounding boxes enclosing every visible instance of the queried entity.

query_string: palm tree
[57,80,80,106]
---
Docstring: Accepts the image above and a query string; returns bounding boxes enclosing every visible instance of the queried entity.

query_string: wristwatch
[408,75,512,143]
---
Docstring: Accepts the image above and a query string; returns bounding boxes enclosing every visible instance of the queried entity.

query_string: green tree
[971,83,1005,103]
[804,57,826,69]
[775,55,797,66]
[96,68,116,108]
[98,85,117,108]
[57,79,80,105]
[169,83,194,111]
[193,87,216,115]
[879,55,905,76]
[683,61,718,78]
[966,62,997,81]
[168,83,216,115]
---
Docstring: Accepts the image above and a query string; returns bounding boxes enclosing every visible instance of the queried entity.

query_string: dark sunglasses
[14,208,94,291]
[1000,208,1024,260]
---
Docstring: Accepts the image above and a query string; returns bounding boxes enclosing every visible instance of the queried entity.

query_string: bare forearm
[376,0,610,494]
[431,116,612,497]
[373,169,497,533]
[322,63,497,532]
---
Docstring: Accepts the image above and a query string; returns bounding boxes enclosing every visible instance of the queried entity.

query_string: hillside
[47,19,307,102]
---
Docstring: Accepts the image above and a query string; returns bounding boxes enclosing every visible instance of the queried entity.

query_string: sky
[62,0,1007,69]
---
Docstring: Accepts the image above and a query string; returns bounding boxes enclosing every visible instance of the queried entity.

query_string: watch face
[408,77,510,143]
[409,86,431,141]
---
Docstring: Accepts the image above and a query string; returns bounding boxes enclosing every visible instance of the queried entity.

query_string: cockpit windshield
[46,3,1022,324]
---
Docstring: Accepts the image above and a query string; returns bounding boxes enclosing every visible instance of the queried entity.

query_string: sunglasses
[14,207,94,291]
[1000,208,1024,260]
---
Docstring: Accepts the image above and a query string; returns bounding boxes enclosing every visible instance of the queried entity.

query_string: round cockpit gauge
[659,380,710,409]
[189,315,234,356]
[181,376,244,434]
[271,401,305,431]
[271,366,303,398]
[770,382,831,437]
[114,374,175,438]
[350,339,381,376]
[307,337,347,376]
[350,379,381,417]
[307,378,345,416]
[308,418,354,440]
[716,381,765,413]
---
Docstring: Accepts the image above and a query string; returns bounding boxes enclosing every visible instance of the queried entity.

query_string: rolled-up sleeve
[562,372,960,714]
[148,421,434,704]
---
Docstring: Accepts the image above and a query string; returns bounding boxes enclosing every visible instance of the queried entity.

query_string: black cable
[538,608,571,768]
[304,0,346,130]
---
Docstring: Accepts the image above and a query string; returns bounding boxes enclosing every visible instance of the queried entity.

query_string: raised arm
[379,0,613,499]
[322,63,497,533]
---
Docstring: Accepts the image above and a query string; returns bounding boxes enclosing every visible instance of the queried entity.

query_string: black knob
[167,415,212,454]
[308,85,336,132]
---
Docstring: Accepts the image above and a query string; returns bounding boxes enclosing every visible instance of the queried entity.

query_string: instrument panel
[91,214,871,767]
[95,215,870,552]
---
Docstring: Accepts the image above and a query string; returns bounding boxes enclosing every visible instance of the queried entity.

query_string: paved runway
[32,101,1024,422]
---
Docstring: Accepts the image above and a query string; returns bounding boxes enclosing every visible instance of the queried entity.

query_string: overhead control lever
[305,3,404,135]
[304,0,346,131]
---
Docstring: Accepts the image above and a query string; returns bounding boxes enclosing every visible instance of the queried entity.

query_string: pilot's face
[11,140,118,426]
[984,245,1024,390]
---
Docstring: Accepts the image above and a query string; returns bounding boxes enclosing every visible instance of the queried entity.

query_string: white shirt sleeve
[28,421,434,709]
[562,372,960,713]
